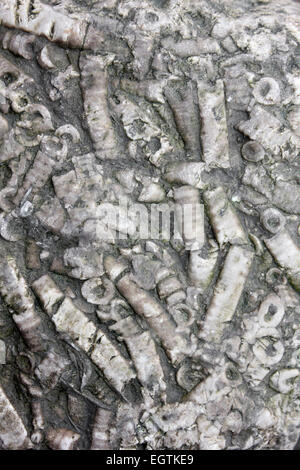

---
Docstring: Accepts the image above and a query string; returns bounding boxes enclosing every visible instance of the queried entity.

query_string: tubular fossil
[204,187,248,247]
[173,186,205,251]
[0,0,88,48]
[91,408,114,450]
[198,80,230,169]
[51,297,136,394]
[0,384,30,449]
[105,256,194,364]
[199,246,254,342]
[1,0,300,452]
[110,316,166,401]
[265,230,300,291]
[79,54,116,160]
[0,256,44,351]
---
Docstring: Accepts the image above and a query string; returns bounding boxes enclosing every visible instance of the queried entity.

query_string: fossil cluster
[0,0,300,451]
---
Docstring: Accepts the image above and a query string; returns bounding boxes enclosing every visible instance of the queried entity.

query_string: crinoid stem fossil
[104,256,195,364]
[0,0,88,49]
[264,229,300,292]
[237,104,300,158]
[110,315,166,402]
[199,246,254,343]
[79,53,117,160]
[91,408,114,450]
[164,162,206,189]
[204,186,248,247]
[51,297,136,395]
[197,80,230,169]
[173,186,205,251]
[2,31,35,60]
[0,257,44,352]
[32,275,64,316]
[0,384,30,449]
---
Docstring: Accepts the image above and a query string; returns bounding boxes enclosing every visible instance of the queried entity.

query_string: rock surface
[0,0,300,450]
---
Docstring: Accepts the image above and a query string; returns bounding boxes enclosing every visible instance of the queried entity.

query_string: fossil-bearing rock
[0,0,300,451]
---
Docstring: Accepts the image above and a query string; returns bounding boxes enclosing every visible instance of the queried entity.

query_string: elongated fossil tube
[0,384,30,449]
[198,80,230,169]
[0,0,88,49]
[105,256,193,364]
[91,408,114,450]
[264,229,300,291]
[32,275,64,316]
[199,246,254,342]
[164,162,206,189]
[173,186,205,251]
[80,53,116,159]
[204,186,248,247]
[0,257,44,351]
[110,316,166,401]
[52,297,136,394]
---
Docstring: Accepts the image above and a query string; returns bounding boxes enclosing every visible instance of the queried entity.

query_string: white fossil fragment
[0,212,24,242]
[35,350,70,389]
[37,45,56,70]
[198,80,230,169]
[164,162,206,189]
[105,256,194,364]
[138,182,165,203]
[52,297,96,353]
[0,257,43,351]
[90,330,136,394]
[157,276,182,299]
[0,384,30,449]
[199,246,254,342]
[82,277,114,306]
[36,197,66,234]
[197,415,226,450]
[0,339,6,364]
[269,369,300,394]
[46,428,80,451]
[110,316,166,401]
[204,187,248,247]
[237,105,300,158]
[252,328,284,366]
[173,186,205,251]
[120,78,166,104]
[52,297,135,394]
[264,229,300,291]
[241,141,265,162]
[14,146,62,205]
[261,208,285,234]
[257,293,285,328]
[0,0,87,48]
[32,275,64,316]
[253,77,281,105]
[188,250,219,293]
[91,408,114,450]
[161,36,220,57]
[255,408,276,430]
[63,247,104,280]
[55,124,80,144]
[80,54,116,159]
[164,80,201,158]
[2,31,35,60]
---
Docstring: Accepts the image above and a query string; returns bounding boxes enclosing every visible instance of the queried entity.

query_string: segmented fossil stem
[199,246,254,343]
